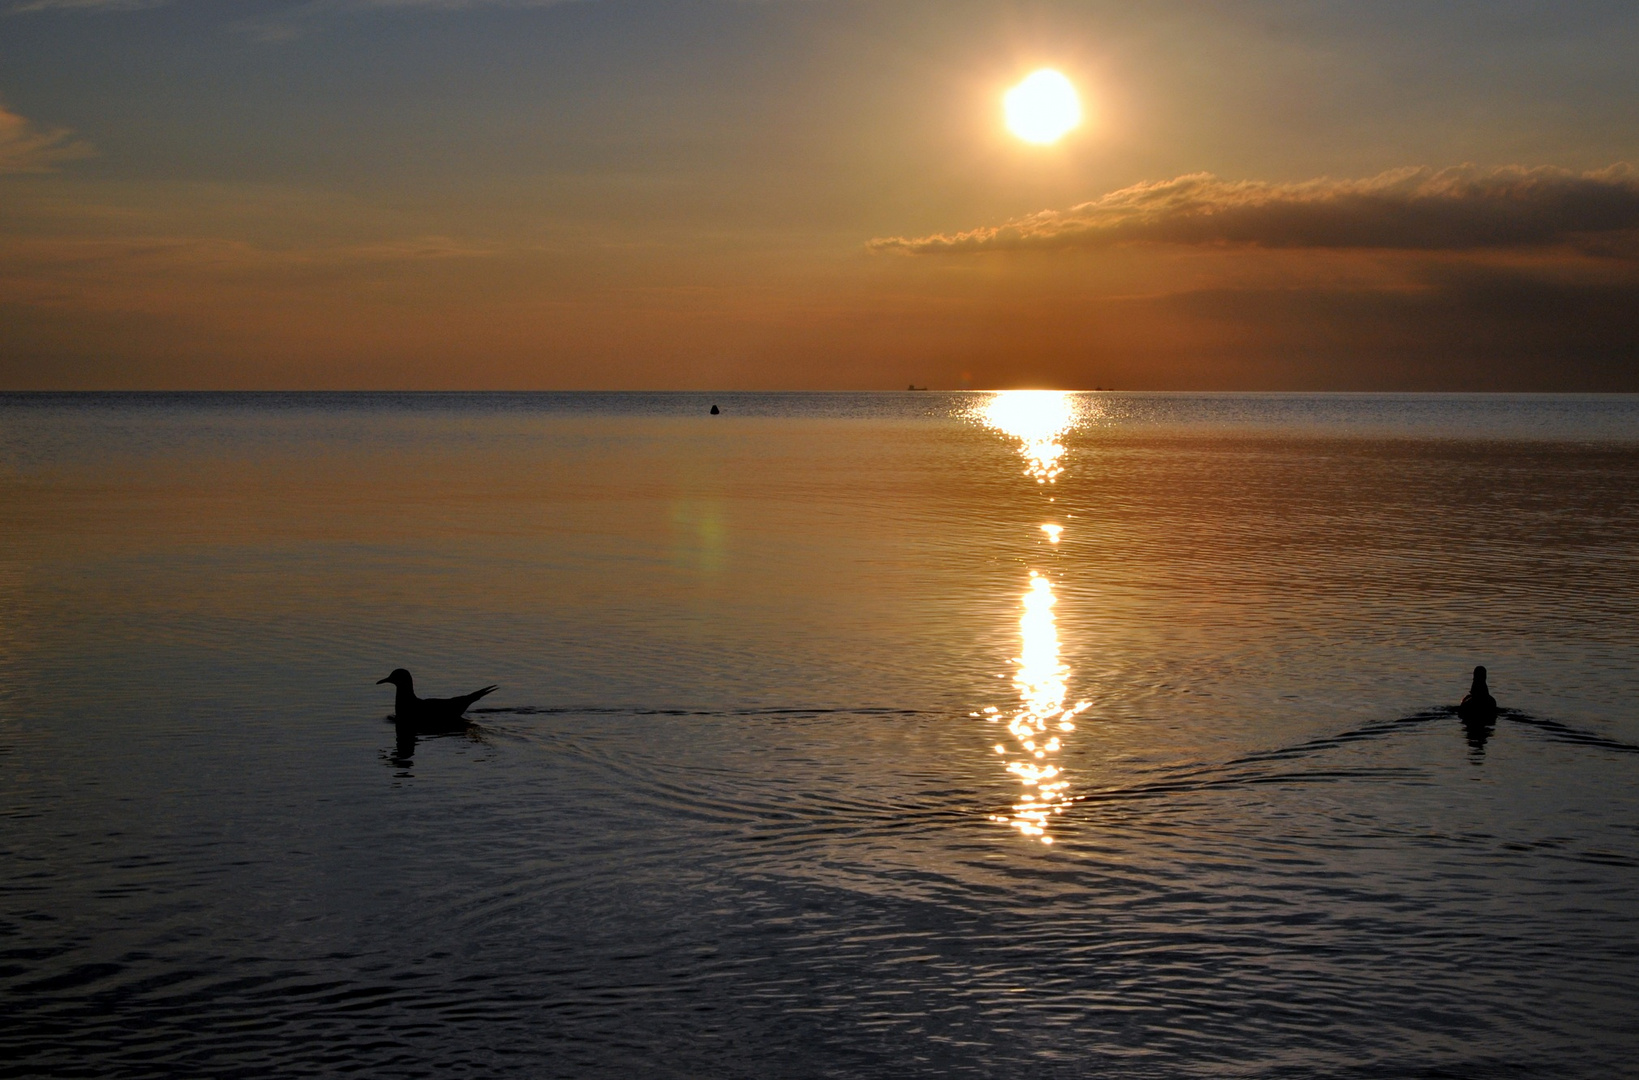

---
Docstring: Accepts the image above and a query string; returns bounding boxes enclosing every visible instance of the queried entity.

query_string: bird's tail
[462,685,499,710]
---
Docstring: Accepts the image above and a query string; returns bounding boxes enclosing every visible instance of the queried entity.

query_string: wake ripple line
[1064,707,1636,818]
[474,706,933,718]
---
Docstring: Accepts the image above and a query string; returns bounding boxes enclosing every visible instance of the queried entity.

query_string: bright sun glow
[1004,69,1082,145]
[980,390,1077,483]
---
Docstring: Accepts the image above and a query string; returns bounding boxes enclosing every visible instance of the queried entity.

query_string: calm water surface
[1,392,1637,1078]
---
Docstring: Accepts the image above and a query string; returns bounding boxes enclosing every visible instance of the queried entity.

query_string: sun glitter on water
[1003,69,1082,145]
[980,389,1078,483]
[985,572,1091,843]
[974,390,1093,844]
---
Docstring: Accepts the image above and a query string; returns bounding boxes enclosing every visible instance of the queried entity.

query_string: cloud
[6,0,595,43]
[7,0,577,12]
[0,103,93,173]
[870,165,1639,256]
[6,0,167,12]
[1109,263,1639,391]
[0,233,502,288]
[6,0,594,43]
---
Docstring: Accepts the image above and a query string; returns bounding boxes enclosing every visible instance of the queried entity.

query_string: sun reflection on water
[986,572,1090,842]
[980,390,1078,483]
[974,390,1091,844]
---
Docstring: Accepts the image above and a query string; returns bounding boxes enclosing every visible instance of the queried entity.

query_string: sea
[1,391,1636,1079]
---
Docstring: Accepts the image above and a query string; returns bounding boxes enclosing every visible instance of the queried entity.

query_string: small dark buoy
[710,404,720,415]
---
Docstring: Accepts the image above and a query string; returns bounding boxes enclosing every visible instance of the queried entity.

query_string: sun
[1003,69,1082,145]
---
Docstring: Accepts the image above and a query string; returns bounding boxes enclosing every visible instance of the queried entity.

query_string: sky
[2,0,1638,390]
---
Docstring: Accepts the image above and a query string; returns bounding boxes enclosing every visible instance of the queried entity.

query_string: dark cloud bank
[871,165,1639,390]
[870,165,1639,254]
[1136,265,1639,391]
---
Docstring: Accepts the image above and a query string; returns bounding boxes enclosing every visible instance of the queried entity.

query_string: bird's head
[377,668,413,687]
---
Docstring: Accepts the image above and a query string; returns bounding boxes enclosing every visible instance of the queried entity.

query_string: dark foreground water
[1,392,1636,1078]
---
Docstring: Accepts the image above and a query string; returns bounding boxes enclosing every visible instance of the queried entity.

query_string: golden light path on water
[976,391,1091,843]
[980,389,1076,483]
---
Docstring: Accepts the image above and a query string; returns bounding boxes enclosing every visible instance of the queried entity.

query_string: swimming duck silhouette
[1457,665,1498,723]
[377,668,496,727]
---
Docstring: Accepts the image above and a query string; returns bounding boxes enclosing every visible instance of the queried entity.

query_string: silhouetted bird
[1457,665,1498,723]
[377,668,496,727]
[710,404,720,414]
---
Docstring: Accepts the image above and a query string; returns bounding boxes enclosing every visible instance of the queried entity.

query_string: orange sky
[2,1,1638,389]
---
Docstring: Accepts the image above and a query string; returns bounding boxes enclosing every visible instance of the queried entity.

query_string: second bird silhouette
[1457,665,1498,722]
[377,668,496,728]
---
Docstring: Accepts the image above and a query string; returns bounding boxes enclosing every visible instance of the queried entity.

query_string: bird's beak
[377,676,391,684]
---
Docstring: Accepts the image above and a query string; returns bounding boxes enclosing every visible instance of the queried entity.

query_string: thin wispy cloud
[8,0,578,12]
[870,165,1639,256]
[6,0,167,12]
[0,233,503,277]
[0,102,93,173]
[13,0,602,43]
